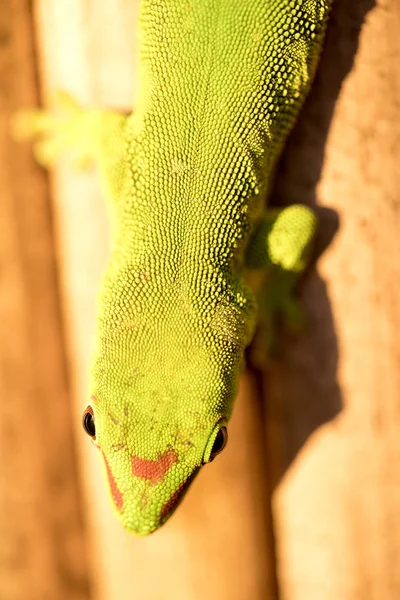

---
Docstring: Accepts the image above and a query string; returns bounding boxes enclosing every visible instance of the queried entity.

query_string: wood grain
[0,2,91,599]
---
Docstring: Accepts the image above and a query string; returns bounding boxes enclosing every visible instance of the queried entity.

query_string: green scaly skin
[14,0,332,535]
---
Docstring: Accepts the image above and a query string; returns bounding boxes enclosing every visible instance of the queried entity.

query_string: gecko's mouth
[160,468,200,522]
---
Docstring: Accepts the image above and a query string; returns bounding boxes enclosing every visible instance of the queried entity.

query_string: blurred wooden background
[1,0,399,599]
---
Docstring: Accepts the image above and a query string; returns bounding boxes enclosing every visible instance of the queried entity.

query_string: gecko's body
[17,0,332,535]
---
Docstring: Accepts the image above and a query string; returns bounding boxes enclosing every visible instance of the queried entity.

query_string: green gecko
[15,0,332,535]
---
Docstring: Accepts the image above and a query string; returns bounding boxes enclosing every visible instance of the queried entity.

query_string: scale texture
[87,0,332,535]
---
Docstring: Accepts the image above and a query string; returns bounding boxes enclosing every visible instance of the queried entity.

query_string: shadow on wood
[262,0,377,484]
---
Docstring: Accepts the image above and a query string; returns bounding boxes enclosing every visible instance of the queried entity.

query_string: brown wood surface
[3,0,400,599]
[267,0,400,598]
[0,2,91,600]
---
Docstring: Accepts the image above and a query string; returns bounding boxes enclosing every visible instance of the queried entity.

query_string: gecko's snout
[159,469,200,523]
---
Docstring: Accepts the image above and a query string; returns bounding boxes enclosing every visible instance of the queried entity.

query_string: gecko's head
[82,338,242,535]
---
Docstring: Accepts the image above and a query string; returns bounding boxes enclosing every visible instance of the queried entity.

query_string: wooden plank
[32,1,277,599]
[0,1,92,599]
[267,1,400,598]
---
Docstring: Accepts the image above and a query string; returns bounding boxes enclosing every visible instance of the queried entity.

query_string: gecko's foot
[12,90,128,171]
[12,91,92,168]
[246,205,317,365]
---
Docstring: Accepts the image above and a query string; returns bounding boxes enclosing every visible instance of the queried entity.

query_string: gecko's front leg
[246,204,317,359]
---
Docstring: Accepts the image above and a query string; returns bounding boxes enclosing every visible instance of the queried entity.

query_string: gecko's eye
[82,406,96,439]
[203,423,228,464]
[209,426,228,461]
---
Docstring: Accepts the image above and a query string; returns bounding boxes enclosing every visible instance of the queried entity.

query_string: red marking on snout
[131,447,178,484]
[161,469,198,521]
[101,451,124,512]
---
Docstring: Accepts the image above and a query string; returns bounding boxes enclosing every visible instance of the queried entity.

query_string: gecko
[14,0,332,535]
